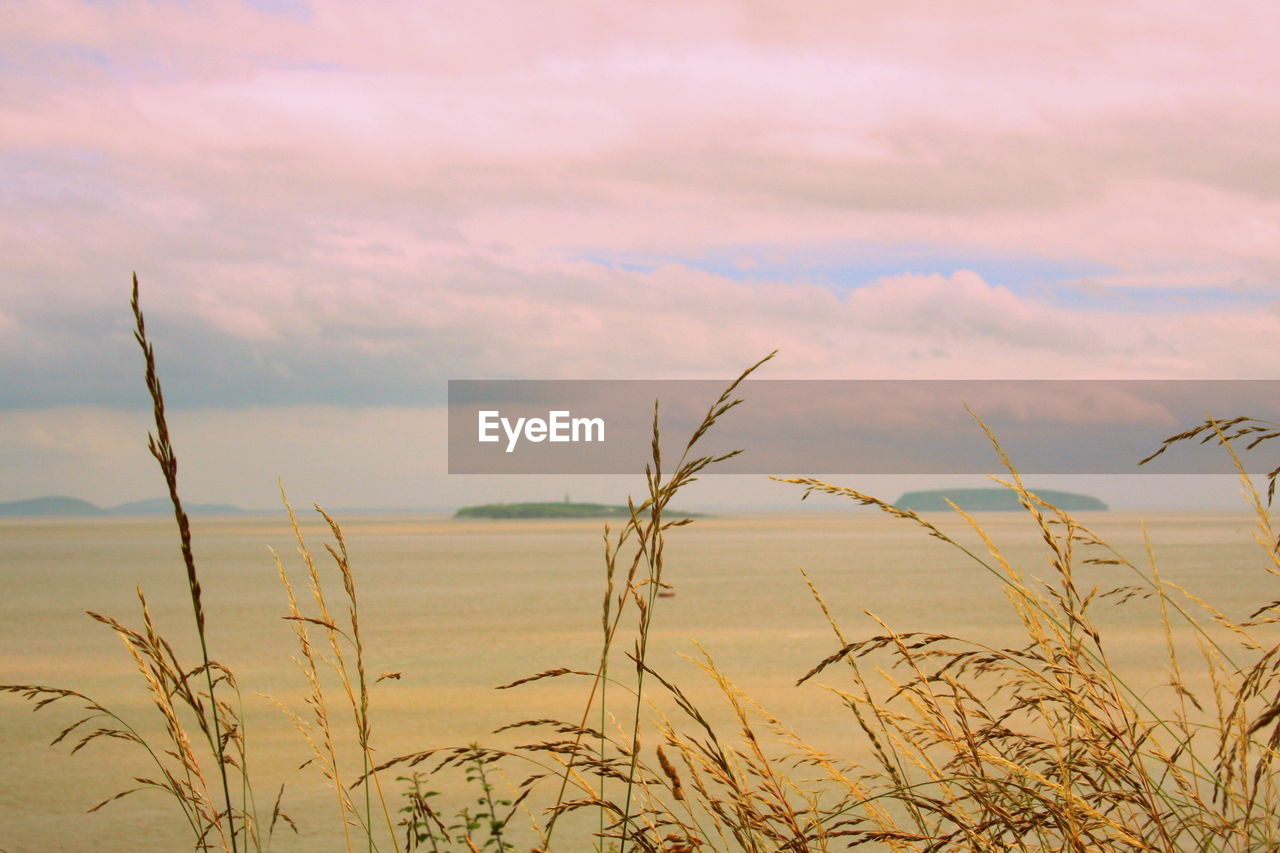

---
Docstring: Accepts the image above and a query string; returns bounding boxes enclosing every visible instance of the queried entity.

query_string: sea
[0,509,1271,851]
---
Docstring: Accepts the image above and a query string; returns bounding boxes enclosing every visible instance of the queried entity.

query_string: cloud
[5,261,1280,416]
[6,1,1280,269]
[4,1,1280,504]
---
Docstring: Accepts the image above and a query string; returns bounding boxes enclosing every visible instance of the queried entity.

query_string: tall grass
[2,277,393,852]
[5,277,1280,851]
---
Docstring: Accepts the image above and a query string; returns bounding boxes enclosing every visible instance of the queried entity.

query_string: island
[894,488,1107,512]
[454,502,706,519]
[455,502,636,519]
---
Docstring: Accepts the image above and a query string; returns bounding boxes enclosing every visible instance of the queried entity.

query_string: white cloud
[4,1,1280,504]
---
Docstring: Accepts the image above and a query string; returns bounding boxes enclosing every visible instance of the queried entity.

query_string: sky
[3,0,1280,510]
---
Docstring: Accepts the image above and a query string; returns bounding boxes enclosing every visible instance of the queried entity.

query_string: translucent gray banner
[447,380,1280,475]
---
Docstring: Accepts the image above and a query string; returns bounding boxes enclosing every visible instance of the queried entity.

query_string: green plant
[391,752,523,853]
[398,773,446,851]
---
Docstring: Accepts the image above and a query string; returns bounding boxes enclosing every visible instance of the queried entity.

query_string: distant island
[0,495,247,517]
[455,502,705,519]
[455,502,634,519]
[894,488,1107,512]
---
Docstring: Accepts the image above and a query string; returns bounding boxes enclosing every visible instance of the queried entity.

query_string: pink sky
[2,0,1279,507]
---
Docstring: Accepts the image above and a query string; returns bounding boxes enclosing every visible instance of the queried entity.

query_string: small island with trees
[894,488,1107,512]
[455,502,638,519]
[455,501,707,520]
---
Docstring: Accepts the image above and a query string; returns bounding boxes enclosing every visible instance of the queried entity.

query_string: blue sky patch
[569,244,1274,314]
[572,243,1108,291]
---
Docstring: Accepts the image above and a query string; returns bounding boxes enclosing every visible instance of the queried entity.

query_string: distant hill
[0,496,107,516]
[894,488,1107,512]
[108,498,247,516]
[0,496,248,517]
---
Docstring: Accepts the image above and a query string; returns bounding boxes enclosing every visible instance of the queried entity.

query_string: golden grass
[6,278,1280,852]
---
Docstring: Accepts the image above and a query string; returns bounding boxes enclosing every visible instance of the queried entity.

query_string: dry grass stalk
[270,489,400,852]
[130,273,239,851]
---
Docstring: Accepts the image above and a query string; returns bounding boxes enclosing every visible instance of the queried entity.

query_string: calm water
[0,509,1272,851]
